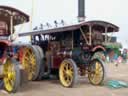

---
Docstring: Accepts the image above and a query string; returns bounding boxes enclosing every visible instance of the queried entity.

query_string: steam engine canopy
[0,6,29,36]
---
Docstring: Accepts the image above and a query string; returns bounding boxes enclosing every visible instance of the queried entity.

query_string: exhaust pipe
[78,0,85,22]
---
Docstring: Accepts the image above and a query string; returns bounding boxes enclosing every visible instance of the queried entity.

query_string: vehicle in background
[0,6,29,93]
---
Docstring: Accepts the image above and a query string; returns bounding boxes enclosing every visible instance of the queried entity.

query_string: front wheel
[59,59,78,87]
[3,59,20,93]
[88,59,106,85]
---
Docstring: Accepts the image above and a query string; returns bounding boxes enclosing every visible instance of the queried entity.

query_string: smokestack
[78,0,85,22]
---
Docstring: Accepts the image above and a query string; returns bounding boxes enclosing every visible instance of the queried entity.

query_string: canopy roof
[83,20,119,32]
[0,6,29,26]
[19,20,119,36]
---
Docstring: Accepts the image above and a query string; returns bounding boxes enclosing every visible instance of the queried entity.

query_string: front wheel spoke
[11,72,15,80]
[26,64,29,70]
[90,73,95,79]
[9,79,14,86]
[28,66,32,74]
[67,75,72,83]
[97,68,103,73]
[63,70,66,74]
[96,65,102,71]
[96,71,103,75]
[95,62,100,69]
[31,60,35,65]
[65,75,69,83]
[68,75,72,81]
[32,64,36,72]
[64,66,67,70]
[68,71,73,77]
[92,75,97,83]
[95,67,103,75]
[94,73,101,83]
[31,70,35,75]
[30,54,35,59]
[69,67,73,72]
[65,63,69,70]
[96,72,103,77]
[24,56,29,61]
[64,75,68,81]
[6,76,14,86]
[29,67,33,73]
[95,71,103,81]
[4,77,9,83]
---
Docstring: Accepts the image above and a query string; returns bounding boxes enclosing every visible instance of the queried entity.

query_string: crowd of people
[107,48,128,66]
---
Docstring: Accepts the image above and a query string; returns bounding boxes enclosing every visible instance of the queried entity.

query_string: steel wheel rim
[3,59,16,92]
[60,61,74,87]
[89,61,104,85]
[22,48,36,80]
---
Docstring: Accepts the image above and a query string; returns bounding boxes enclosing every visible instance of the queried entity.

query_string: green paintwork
[103,42,122,49]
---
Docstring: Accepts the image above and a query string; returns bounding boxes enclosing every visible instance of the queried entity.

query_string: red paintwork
[0,41,9,64]
[0,40,11,46]
[18,47,24,64]
[92,45,106,52]
[52,55,63,69]
[0,56,6,64]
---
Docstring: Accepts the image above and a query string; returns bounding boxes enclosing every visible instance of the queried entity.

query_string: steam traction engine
[0,6,29,93]
[19,20,119,87]
[0,6,119,88]
[0,5,120,92]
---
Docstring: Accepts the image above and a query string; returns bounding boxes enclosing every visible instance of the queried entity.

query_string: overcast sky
[0,0,128,48]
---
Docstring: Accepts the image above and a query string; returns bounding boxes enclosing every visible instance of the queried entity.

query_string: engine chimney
[78,0,85,22]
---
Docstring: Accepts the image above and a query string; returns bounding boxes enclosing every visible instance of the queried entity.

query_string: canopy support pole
[10,15,13,35]
[89,25,92,45]
[80,27,88,45]
[105,27,108,43]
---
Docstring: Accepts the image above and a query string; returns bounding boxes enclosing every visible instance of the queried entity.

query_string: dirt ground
[0,63,128,96]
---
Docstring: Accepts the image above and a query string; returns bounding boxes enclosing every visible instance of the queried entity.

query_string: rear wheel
[88,59,105,85]
[3,59,20,93]
[33,45,44,80]
[22,45,41,81]
[59,59,78,87]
